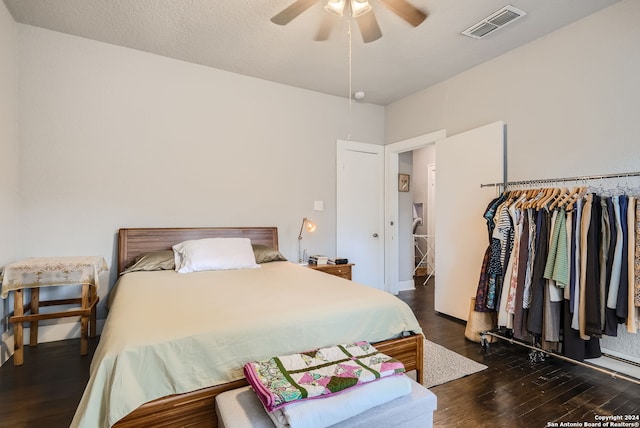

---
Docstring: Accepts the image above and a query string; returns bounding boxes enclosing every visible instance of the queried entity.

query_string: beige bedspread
[71,261,421,428]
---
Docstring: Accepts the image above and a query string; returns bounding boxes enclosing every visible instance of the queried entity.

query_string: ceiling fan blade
[380,0,427,27]
[315,14,338,41]
[271,0,320,25]
[355,10,382,43]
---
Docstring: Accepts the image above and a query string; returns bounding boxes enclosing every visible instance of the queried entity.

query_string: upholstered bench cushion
[215,377,437,428]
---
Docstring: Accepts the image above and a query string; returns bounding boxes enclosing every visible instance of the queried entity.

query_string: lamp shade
[305,220,317,233]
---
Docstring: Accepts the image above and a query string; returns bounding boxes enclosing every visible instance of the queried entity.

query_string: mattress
[71,261,422,427]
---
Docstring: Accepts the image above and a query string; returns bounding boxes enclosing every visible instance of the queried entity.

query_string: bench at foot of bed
[215,375,437,428]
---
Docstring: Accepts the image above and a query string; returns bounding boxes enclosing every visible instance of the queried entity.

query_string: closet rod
[480,170,640,189]
[480,331,640,386]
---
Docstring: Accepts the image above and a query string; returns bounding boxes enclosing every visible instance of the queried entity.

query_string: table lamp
[298,217,316,263]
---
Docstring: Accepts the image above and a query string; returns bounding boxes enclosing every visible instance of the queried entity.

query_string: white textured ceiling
[3,0,621,105]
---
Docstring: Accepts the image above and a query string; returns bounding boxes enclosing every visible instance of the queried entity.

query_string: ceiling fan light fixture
[350,0,372,18]
[272,0,426,43]
[325,0,347,16]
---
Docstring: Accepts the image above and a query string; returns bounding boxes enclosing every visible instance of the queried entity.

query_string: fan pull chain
[347,17,353,141]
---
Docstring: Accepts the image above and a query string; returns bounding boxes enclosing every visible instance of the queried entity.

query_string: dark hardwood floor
[0,277,637,427]
[0,334,99,427]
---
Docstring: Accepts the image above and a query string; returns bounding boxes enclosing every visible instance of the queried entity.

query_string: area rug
[422,339,488,388]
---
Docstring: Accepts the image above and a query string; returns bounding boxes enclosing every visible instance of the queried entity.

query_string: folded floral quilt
[243,341,405,412]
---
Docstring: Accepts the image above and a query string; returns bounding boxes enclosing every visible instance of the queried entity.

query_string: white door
[435,121,505,320]
[336,140,384,289]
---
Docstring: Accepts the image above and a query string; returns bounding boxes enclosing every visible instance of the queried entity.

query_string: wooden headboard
[117,227,279,275]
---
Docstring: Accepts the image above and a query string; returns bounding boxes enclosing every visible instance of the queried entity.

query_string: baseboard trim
[396,279,415,292]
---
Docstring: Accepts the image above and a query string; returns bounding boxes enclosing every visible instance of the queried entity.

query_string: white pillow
[172,238,260,273]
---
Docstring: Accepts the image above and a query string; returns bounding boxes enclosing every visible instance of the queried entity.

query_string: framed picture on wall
[398,174,410,192]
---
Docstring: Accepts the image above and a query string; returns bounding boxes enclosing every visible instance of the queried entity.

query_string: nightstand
[307,263,354,280]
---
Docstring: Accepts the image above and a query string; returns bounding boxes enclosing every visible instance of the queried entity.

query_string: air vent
[461,5,527,39]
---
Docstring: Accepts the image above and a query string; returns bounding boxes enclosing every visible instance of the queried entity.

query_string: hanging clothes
[473,183,638,363]
[571,198,583,331]
[628,197,638,333]
[498,203,522,327]
[493,201,515,311]
[542,210,562,346]
[583,194,602,338]
[544,208,569,288]
[616,195,630,322]
[474,195,506,312]
[563,300,602,361]
[523,208,537,310]
[512,211,531,340]
[604,197,618,336]
[526,208,549,336]
[598,198,611,332]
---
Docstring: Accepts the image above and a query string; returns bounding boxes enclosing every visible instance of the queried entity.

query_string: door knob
[372,233,379,238]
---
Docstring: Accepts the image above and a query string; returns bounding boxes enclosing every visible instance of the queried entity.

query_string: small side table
[307,263,354,280]
[1,256,108,366]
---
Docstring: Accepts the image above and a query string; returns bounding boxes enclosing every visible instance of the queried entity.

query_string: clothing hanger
[529,187,550,209]
[556,186,579,208]
[524,187,544,209]
[613,177,630,195]
[533,188,549,209]
[549,187,568,210]
[624,179,640,197]
[536,187,556,209]
[514,190,527,208]
[511,191,527,209]
[566,186,588,211]
[565,187,582,211]
[544,187,561,209]
[504,189,519,206]
[519,186,533,208]
[594,178,606,196]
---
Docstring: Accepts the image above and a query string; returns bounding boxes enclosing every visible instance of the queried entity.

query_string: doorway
[385,122,505,319]
[409,151,437,285]
[384,130,446,295]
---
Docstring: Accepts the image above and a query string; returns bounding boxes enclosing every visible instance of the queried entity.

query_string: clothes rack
[480,170,640,189]
[474,170,640,386]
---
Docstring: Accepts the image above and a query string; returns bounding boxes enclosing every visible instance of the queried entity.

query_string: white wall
[386,0,640,358]
[16,25,384,323]
[0,1,19,270]
[0,0,19,363]
[387,0,640,176]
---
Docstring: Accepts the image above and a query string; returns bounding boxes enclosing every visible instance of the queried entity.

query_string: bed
[72,227,424,428]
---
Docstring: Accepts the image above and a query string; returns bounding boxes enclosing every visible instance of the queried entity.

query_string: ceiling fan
[271,0,427,43]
